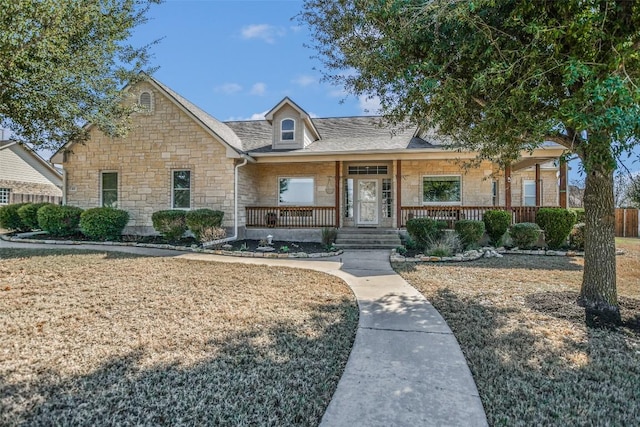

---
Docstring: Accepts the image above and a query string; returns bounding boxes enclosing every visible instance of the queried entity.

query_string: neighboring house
[0,140,62,205]
[51,75,567,240]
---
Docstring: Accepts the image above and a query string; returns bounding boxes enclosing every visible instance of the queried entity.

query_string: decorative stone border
[0,234,343,259]
[389,246,601,263]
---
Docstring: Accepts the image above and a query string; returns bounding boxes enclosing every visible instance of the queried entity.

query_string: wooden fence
[615,208,639,238]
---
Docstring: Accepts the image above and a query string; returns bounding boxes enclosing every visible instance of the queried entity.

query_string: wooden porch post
[535,163,541,206]
[505,164,512,209]
[396,160,402,228]
[335,161,340,228]
[559,159,567,208]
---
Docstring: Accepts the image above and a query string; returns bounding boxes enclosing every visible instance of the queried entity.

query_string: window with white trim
[172,170,191,209]
[0,188,10,205]
[281,119,295,141]
[101,172,118,207]
[523,180,536,206]
[278,177,314,205]
[423,176,461,204]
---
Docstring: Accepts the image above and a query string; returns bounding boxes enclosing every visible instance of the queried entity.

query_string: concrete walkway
[0,240,488,426]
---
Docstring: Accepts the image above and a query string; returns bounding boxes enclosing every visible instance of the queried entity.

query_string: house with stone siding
[51,75,567,244]
[0,140,62,206]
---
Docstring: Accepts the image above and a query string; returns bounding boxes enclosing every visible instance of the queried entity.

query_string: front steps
[335,228,402,249]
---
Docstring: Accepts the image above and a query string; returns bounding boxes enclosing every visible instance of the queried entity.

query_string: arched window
[139,91,153,112]
[281,119,295,141]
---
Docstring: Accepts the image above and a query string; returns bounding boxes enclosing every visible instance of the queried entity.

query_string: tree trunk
[578,167,620,324]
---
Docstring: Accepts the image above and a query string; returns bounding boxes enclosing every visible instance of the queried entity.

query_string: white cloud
[328,88,347,98]
[292,75,317,87]
[214,83,243,94]
[250,82,267,96]
[250,111,268,120]
[358,95,382,115]
[241,24,285,43]
[226,110,269,121]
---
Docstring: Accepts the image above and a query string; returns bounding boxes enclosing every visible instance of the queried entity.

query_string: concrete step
[336,228,401,249]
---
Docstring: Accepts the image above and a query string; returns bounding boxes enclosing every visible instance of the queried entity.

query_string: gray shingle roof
[225,116,445,154]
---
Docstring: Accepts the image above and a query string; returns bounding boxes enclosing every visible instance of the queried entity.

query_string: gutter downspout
[203,155,250,247]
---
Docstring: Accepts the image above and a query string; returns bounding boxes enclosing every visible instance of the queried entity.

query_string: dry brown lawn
[0,249,358,426]
[395,238,640,426]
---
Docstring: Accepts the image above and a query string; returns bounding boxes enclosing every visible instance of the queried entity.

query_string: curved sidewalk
[0,240,487,426]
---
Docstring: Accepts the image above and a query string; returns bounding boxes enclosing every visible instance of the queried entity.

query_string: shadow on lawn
[0,247,148,261]
[1,300,358,426]
[427,288,640,425]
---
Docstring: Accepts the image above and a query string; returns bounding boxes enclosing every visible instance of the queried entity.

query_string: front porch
[245,205,554,229]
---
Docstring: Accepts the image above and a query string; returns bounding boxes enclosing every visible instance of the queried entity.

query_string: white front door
[357,179,378,225]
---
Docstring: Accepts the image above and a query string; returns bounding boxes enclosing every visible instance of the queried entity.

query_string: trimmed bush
[17,203,53,230]
[151,210,188,241]
[80,207,129,240]
[321,227,338,247]
[454,220,485,249]
[186,209,224,240]
[509,222,542,249]
[536,208,577,249]
[406,217,447,250]
[483,210,511,246]
[569,208,585,223]
[0,203,29,231]
[569,222,586,251]
[37,204,83,236]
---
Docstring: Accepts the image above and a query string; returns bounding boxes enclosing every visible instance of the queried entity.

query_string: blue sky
[130,0,373,121]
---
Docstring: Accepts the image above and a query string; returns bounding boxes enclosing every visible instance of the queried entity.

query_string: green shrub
[454,220,485,249]
[186,209,224,240]
[483,210,511,246]
[321,227,338,247]
[151,210,188,241]
[17,203,53,230]
[0,203,29,231]
[406,217,447,250]
[569,222,586,251]
[395,246,407,256]
[80,207,129,240]
[509,222,542,249]
[403,235,417,251]
[37,204,83,236]
[536,208,577,249]
[427,232,462,257]
[569,208,585,223]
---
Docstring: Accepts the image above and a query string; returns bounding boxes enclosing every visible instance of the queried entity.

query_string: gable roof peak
[264,97,321,141]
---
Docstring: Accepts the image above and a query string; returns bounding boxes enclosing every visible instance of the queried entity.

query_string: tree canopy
[301,0,640,320]
[0,0,161,150]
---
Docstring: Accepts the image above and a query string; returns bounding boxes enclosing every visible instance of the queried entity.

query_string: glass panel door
[357,179,378,225]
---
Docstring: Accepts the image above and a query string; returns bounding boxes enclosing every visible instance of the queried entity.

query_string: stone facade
[63,81,237,234]
[0,180,62,204]
[58,78,564,236]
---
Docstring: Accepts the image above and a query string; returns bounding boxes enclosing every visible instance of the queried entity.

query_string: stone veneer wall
[401,159,494,206]
[250,162,336,206]
[401,159,560,207]
[63,81,237,234]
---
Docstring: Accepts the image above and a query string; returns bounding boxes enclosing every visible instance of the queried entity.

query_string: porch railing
[400,206,553,228]
[246,206,337,228]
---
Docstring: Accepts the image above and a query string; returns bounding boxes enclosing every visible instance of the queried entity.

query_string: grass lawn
[395,238,640,426]
[0,249,358,426]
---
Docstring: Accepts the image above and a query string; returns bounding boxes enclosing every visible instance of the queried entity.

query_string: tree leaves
[0,0,161,150]
[300,0,640,174]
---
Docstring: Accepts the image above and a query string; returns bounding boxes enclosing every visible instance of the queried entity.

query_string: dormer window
[139,91,153,112]
[281,119,295,141]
